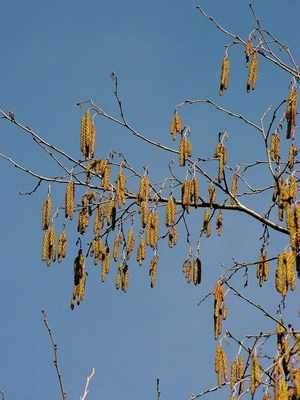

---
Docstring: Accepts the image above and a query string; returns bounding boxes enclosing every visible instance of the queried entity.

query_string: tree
[1,1,300,399]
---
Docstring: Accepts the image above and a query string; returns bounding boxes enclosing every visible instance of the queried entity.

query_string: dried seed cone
[250,355,261,395]
[42,194,52,230]
[247,52,258,92]
[126,227,135,260]
[214,345,227,386]
[270,132,281,164]
[192,257,201,286]
[136,237,146,266]
[166,195,176,227]
[149,256,159,288]
[286,87,298,139]
[170,111,182,140]
[65,181,74,220]
[58,230,67,263]
[288,144,298,170]
[113,231,123,262]
[219,55,230,96]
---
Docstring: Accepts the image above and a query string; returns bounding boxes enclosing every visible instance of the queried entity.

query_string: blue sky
[1,1,300,399]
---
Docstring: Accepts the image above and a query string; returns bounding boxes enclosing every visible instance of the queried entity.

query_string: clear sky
[1,1,300,399]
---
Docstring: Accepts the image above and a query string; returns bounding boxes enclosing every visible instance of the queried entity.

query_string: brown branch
[41,310,67,400]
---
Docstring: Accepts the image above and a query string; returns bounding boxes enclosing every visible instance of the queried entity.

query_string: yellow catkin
[293,371,300,397]
[219,55,230,96]
[192,257,201,286]
[148,210,159,248]
[138,174,150,204]
[168,226,178,248]
[286,203,296,249]
[262,393,272,400]
[182,259,193,283]
[116,169,127,208]
[149,255,159,288]
[166,195,176,227]
[247,51,258,92]
[276,252,288,296]
[57,230,67,263]
[286,86,298,139]
[136,237,146,266]
[101,247,110,282]
[230,359,237,389]
[214,345,227,386]
[121,263,129,293]
[126,227,135,260]
[182,179,191,211]
[245,39,254,63]
[170,111,182,140]
[80,110,94,159]
[286,250,296,290]
[65,181,74,220]
[42,229,51,265]
[208,184,216,208]
[203,209,211,238]
[102,163,111,191]
[288,144,298,170]
[191,176,200,207]
[42,194,52,230]
[115,264,122,290]
[256,249,269,287]
[140,200,149,228]
[179,135,192,166]
[270,131,281,164]
[77,209,89,235]
[237,356,244,393]
[49,223,57,263]
[113,231,123,262]
[213,281,225,339]
[230,174,238,205]
[93,205,103,236]
[295,203,300,249]
[215,143,227,183]
[250,355,261,395]
[289,175,298,201]
[216,211,223,236]
[71,250,86,309]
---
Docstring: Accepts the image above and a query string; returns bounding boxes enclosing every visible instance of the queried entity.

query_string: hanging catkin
[270,131,281,164]
[256,249,269,287]
[116,169,127,208]
[215,142,227,183]
[80,110,95,160]
[65,181,74,220]
[42,194,52,230]
[230,174,238,205]
[203,208,211,238]
[166,195,176,227]
[137,174,150,204]
[286,86,298,139]
[250,354,261,395]
[136,237,146,266]
[112,231,123,262]
[219,55,230,96]
[247,52,258,92]
[57,230,67,263]
[287,144,298,170]
[170,111,182,140]
[191,176,200,207]
[149,255,159,288]
[214,345,227,386]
